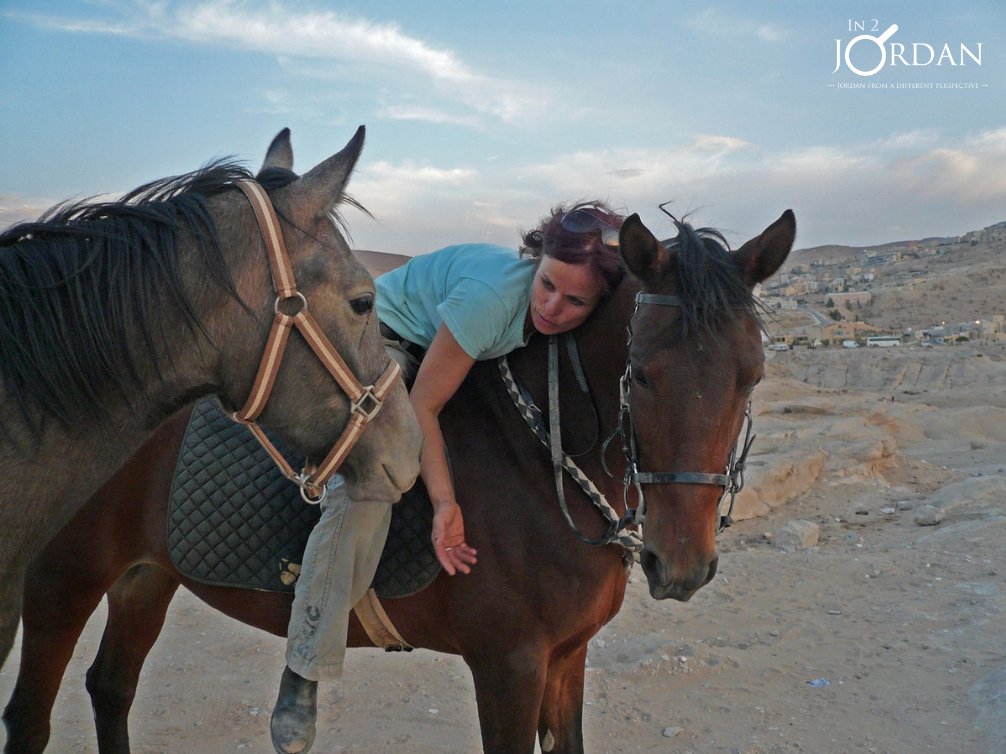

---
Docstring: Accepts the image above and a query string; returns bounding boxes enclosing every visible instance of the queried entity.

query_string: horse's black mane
[661,220,764,339]
[0,160,257,436]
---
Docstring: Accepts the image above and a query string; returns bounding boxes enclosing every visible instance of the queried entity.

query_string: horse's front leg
[537,643,589,754]
[467,644,549,754]
[3,568,102,754]
[0,574,23,671]
[85,564,180,754]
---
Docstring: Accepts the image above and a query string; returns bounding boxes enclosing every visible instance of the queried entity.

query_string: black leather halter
[607,292,756,533]
[500,289,757,560]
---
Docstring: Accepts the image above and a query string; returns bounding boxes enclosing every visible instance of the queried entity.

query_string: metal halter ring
[274,291,308,316]
[296,470,329,505]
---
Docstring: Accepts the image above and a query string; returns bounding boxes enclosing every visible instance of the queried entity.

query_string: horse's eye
[350,294,374,315]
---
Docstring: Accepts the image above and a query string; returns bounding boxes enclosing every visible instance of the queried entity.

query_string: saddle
[167,397,440,599]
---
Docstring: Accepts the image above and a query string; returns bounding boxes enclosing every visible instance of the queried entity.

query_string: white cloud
[872,129,940,151]
[362,161,478,185]
[7,11,135,36]
[893,128,1006,202]
[968,126,1006,150]
[510,135,759,202]
[165,3,472,80]
[692,134,755,152]
[17,1,544,122]
[376,105,480,128]
[348,126,1006,253]
[349,160,480,233]
[772,145,873,173]
[0,195,55,229]
[687,8,789,43]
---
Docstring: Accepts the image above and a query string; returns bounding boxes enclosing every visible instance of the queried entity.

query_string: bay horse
[3,210,796,753]
[0,128,422,671]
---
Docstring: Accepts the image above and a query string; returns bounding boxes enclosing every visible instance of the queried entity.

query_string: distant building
[822,322,883,343]
[761,295,800,311]
[828,291,872,308]
[976,315,1005,340]
[783,282,812,297]
[861,249,903,265]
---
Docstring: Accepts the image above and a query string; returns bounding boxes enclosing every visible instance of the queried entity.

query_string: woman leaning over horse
[271,202,627,754]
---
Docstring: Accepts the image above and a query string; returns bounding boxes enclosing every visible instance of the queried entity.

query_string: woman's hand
[432,500,477,575]
[411,323,480,576]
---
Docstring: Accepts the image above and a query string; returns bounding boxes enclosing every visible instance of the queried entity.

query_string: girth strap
[353,588,413,652]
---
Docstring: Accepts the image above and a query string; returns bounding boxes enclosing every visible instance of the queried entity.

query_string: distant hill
[792,220,1006,263]
[359,222,1006,336]
[773,219,1006,333]
[861,234,1006,330]
[792,235,956,265]
[353,249,409,276]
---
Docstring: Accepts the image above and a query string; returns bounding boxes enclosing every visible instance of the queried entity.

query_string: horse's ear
[620,213,671,284]
[291,126,366,217]
[732,210,796,287]
[261,128,294,172]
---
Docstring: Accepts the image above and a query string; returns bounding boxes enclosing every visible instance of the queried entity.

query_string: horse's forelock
[253,165,369,244]
[255,166,298,191]
[664,222,763,338]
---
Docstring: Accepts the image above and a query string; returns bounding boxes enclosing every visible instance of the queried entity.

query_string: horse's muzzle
[640,548,718,601]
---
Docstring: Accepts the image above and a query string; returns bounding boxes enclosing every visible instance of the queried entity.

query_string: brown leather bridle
[231,179,401,503]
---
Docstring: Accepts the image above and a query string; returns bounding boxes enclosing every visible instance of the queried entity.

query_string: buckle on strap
[352,387,384,421]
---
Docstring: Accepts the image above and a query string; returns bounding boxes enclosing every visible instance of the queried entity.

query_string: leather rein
[230,180,401,503]
[500,291,755,559]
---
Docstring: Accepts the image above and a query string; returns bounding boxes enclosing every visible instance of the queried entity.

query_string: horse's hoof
[270,666,318,754]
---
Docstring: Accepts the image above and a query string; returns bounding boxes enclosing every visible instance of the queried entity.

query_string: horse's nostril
[706,557,719,584]
[640,549,658,575]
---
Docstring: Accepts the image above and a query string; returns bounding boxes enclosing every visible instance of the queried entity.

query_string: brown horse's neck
[443,279,637,559]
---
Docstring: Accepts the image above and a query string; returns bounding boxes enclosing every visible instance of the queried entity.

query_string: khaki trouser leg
[285,476,392,682]
[285,338,415,682]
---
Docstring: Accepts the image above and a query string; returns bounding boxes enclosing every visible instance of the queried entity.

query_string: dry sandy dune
[2,343,1005,753]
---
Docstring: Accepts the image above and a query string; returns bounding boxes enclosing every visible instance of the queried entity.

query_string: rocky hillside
[781,221,1006,333]
[860,242,1006,330]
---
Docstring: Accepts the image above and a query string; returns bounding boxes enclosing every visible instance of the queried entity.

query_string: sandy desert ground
[2,340,1005,753]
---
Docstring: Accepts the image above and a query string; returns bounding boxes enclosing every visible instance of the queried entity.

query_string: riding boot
[270,666,318,754]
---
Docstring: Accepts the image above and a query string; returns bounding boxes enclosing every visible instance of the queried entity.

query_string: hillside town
[758,220,1006,349]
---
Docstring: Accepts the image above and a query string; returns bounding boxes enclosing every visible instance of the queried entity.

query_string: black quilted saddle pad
[167,397,440,598]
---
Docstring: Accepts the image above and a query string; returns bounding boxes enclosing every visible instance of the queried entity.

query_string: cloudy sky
[1,1,1003,253]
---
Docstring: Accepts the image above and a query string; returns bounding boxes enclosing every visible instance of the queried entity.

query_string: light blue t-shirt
[375,243,536,360]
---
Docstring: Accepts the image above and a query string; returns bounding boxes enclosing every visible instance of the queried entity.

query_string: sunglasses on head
[559,207,621,248]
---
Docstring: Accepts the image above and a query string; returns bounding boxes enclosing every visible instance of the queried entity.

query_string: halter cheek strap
[619,291,755,532]
[232,180,401,503]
